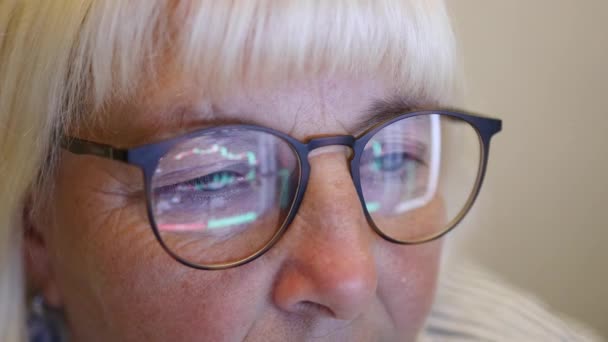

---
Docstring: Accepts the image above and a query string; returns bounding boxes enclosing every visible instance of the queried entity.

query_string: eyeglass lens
[359,114,481,242]
[151,129,300,266]
[150,114,482,267]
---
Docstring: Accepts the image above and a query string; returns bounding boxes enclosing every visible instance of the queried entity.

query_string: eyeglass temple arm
[61,136,129,162]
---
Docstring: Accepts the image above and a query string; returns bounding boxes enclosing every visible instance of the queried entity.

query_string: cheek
[376,239,443,335]
[47,157,273,341]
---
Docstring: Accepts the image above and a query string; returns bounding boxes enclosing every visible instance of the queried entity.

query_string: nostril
[296,301,335,318]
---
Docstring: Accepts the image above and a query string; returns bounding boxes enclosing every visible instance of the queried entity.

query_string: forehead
[70,1,455,147]
[84,72,424,147]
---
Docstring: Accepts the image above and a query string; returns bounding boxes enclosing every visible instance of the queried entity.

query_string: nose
[272,149,378,321]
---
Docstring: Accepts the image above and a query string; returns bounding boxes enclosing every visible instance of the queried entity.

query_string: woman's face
[32,72,443,341]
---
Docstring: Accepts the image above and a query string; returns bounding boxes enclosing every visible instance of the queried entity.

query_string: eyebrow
[169,95,427,142]
[352,96,425,134]
[102,95,428,148]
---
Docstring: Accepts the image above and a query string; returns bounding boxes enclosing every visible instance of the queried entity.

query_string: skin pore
[26,73,444,341]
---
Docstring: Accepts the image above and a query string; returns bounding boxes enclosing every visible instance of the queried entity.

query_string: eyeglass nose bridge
[305,135,356,152]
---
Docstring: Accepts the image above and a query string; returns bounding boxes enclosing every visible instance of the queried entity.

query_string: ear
[23,199,63,308]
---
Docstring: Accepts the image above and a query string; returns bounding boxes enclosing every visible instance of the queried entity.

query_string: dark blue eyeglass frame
[63,109,502,270]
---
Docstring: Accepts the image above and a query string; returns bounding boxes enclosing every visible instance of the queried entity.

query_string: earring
[27,295,67,342]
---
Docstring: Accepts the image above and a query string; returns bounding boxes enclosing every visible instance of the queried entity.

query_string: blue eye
[372,152,424,173]
[184,170,243,192]
[153,168,253,197]
[375,153,409,171]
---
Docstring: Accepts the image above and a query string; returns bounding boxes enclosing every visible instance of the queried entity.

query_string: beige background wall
[446,1,608,337]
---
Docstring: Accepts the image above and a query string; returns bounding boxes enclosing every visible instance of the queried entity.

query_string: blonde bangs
[78,0,456,113]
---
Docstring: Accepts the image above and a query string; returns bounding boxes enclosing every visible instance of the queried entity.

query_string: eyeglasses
[63,110,501,270]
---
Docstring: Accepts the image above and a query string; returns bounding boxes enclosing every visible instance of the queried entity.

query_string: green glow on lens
[175,144,260,172]
[371,141,382,172]
[372,160,380,172]
[372,140,382,157]
[246,169,256,181]
[208,212,258,229]
[278,169,291,209]
[366,201,380,213]
[219,146,230,158]
[246,152,257,166]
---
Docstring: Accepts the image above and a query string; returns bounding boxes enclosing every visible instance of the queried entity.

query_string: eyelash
[175,170,246,192]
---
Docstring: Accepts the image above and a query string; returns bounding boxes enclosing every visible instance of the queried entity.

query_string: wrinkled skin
[26,74,443,342]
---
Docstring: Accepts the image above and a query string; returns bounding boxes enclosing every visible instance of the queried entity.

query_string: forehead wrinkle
[86,74,431,147]
[83,82,221,147]
[285,99,306,137]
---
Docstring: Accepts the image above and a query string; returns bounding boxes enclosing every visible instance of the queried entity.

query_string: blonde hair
[0,1,456,340]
